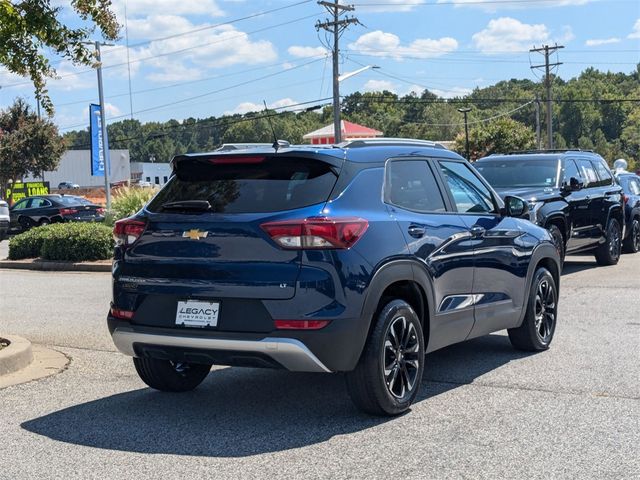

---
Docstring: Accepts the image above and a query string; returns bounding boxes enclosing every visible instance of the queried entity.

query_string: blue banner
[90,104,110,176]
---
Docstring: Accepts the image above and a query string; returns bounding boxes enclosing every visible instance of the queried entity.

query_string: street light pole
[458,107,472,161]
[94,41,112,210]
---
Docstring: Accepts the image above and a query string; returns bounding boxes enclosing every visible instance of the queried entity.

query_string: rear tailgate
[114,153,342,331]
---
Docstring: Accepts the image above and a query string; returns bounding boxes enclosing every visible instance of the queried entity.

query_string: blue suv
[108,139,561,415]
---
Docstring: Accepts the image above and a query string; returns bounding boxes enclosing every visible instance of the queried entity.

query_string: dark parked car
[58,181,80,189]
[475,150,624,266]
[614,171,640,253]
[108,139,561,415]
[9,194,105,231]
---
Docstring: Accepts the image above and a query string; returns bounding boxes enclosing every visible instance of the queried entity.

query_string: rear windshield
[147,156,338,214]
[58,196,93,206]
[475,158,559,188]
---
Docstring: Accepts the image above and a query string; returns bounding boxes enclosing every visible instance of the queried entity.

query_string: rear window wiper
[161,200,211,211]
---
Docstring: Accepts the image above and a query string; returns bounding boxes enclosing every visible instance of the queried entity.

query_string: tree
[0,98,65,196]
[0,0,119,115]
[454,117,535,160]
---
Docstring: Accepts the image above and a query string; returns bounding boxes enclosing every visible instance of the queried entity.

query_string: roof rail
[499,149,594,155]
[340,137,446,149]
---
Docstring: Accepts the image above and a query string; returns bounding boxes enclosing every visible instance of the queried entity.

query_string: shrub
[9,222,114,261]
[111,186,157,221]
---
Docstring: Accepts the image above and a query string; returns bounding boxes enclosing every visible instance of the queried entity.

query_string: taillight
[274,320,330,330]
[261,217,368,249]
[623,194,629,204]
[110,307,135,320]
[97,208,105,215]
[59,208,78,215]
[113,217,146,246]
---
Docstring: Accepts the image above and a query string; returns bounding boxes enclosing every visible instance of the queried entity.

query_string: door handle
[408,225,426,238]
[585,195,591,201]
[470,225,486,238]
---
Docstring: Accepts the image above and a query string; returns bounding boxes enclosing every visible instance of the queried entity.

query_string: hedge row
[9,222,114,261]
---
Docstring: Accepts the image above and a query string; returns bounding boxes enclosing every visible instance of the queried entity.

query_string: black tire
[594,218,622,266]
[508,267,558,351]
[18,216,33,231]
[133,357,211,392]
[623,217,640,254]
[345,299,425,416]
[547,224,565,266]
[38,218,51,227]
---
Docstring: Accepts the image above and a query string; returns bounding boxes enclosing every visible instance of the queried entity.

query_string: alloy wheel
[383,316,420,400]
[633,221,640,252]
[534,278,556,343]
[609,222,621,259]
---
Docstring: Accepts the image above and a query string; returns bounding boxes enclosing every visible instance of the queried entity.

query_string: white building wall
[130,162,173,186]
[25,149,130,187]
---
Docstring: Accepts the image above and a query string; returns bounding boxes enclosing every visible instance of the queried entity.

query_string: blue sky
[0,0,638,132]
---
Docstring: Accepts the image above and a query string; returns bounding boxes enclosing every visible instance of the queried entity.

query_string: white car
[0,200,9,239]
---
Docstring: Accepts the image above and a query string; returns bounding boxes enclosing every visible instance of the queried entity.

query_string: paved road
[0,253,639,479]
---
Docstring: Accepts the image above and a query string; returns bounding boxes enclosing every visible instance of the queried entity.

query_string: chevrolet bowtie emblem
[182,229,208,240]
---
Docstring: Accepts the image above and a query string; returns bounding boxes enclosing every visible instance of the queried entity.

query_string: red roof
[303,120,383,140]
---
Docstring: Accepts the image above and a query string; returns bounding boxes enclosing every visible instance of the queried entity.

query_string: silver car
[0,200,9,239]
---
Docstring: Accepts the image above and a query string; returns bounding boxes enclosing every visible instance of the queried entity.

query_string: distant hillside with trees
[63,66,640,166]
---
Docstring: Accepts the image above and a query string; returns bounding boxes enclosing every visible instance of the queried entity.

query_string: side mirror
[504,195,530,218]
[569,177,583,191]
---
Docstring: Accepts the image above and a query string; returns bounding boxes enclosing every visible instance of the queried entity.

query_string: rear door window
[576,159,599,188]
[562,159,582,184]
[385,159,446,213]
[628,178,640,195]
[148,156,338,214]
[591,159,613,187]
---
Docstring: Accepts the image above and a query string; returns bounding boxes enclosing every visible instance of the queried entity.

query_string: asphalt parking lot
[0,240,638,479]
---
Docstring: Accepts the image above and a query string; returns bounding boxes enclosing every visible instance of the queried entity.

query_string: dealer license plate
[175,300,220,328]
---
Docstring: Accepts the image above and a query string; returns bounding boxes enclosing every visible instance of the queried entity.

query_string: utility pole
[530,44,563,149]
[316,1,359,144]
[535,94,541,149]
[93,41,114,210]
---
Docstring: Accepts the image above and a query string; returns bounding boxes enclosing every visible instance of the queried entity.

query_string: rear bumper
[111,325,331,373]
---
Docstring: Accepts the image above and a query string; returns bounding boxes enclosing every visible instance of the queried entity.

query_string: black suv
[108,139,560,415]
[475,150,624,266]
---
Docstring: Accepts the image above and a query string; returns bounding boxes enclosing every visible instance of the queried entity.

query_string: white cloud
[82,102,122,119]
[585,37,621,46]
[125,15,196,40]
[355,0,425,13]
[0,67,29,89]
[629,19,640,39]
[348,31,458,60]
[430,86,473,99]
[287,46,328,58]
[224,97,299,115]
[363,79,397,93]
[472,17,549,53]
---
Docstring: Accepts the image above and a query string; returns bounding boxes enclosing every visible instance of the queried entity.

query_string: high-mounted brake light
[209,155,265,165]
[59,208,78,215]
[113,217,147,246]
[274,320,330,330]
[261,217,368,250]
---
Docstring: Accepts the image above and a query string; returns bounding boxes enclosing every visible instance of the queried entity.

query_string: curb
[0,335,34,376]
[0,259,111,272]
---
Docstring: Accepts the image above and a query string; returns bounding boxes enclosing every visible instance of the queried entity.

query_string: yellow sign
[6,181,50,204]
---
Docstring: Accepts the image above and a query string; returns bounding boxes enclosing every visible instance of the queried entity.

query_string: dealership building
[25,149,131,187]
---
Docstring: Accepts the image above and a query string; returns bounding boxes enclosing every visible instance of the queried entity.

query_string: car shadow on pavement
[561,259,596,275]
[21,334,534,457]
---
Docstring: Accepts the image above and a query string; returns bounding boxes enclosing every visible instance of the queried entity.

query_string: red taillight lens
[97,208,105,215]
[209,155,265,165]
[110,307,135,320]
[261,217,368,249]
[274,320,330,330]
[113,217,146,246]
[59,208,78,215]
[623,194,629,204]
